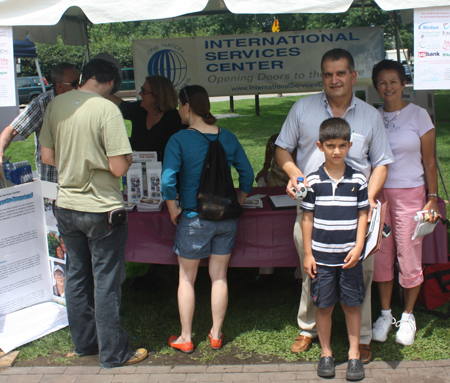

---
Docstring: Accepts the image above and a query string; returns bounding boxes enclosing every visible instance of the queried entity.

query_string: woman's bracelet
[428,193,438,198]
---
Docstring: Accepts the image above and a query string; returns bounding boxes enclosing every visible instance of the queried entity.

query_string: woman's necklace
[382,109,401,124]
[382,102,407,131]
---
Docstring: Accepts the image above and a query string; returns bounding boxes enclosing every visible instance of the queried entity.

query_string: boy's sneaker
[372,315,396,342]
[395,313,416,346]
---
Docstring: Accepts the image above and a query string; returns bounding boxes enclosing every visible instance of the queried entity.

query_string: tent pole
[34,58,45,93]
[391,11,401,62]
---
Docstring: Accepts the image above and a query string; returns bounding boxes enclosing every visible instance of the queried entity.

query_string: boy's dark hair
[82,59,121,91]
[372,59,407,90]
[321,48,355,73]
[319,117,351,143]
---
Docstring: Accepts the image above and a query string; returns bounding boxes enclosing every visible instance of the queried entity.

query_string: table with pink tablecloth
[125,187,300,267]
[125,188,448,266]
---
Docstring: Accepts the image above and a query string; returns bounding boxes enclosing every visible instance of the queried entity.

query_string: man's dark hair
[321,48,355,73]
[319,117,351,143]
[372,59,407,90]
[51,63,76,84]
[82,59,122,92]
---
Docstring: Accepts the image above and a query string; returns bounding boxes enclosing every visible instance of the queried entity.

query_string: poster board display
[0,181,68,353]
[414,6,450,89]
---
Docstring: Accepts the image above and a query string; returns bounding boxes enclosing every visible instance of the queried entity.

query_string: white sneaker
[395,313,416,346]
[372,315,396,342]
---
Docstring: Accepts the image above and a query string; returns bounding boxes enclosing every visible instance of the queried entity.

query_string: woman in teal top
[161,85,253,353]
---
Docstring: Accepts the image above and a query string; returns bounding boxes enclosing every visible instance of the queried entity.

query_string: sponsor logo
[419,42,440,49]
[418,51,440,58]
[147,48,187,88]
[444,23,450,29]
[0,49,9,54]
[443,31,450,36]
[419,22,439,30]
[444,41,450,51]
[444,53,450,57]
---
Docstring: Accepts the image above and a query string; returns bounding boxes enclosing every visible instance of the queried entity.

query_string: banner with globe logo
[132,27,383,97]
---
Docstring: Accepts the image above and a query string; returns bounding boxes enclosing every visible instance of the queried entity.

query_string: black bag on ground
[189,127,243,221]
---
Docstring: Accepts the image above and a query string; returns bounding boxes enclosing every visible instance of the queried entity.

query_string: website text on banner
[132,26,384,97]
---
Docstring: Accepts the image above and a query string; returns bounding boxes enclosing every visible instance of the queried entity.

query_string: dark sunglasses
[60,78,80,88]
[140,87,154,95]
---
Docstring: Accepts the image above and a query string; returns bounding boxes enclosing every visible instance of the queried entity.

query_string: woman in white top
[370,59,439,346]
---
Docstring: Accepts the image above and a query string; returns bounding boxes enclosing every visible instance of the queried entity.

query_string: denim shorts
[310,261,365,309]
[173,215,239,259]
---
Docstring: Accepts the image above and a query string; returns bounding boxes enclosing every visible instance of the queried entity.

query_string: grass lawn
[4,91,450,365]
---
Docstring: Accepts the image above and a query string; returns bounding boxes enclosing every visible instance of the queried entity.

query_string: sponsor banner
[0,27,16,106]
[132,26,384,97]
[414,6,450,90]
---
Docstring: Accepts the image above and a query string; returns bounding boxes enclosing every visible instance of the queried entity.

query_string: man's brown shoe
[291,335,313,353]
[359,344,372,364]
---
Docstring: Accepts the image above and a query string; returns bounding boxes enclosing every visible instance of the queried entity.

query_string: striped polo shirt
[301,164,370,267]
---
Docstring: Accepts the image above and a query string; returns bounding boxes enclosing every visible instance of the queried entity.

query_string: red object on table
[125,187,300,267]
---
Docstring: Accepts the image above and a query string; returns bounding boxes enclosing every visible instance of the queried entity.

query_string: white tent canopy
[1,0,450,45]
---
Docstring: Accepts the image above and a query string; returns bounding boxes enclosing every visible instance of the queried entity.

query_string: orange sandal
[208,331,223,350]
[168,335,194,354]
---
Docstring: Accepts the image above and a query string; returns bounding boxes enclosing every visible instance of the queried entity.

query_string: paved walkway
[1,360,450,382]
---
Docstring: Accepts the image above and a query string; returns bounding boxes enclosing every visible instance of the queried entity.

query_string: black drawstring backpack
[187,127,243,221]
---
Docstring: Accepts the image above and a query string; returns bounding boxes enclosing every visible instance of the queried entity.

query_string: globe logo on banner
[147,49,187,87]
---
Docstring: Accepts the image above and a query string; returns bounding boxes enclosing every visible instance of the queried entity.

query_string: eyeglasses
[140,87,154,95]
[60,78,80,88]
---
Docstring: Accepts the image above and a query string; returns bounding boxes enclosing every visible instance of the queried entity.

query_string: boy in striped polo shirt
[301,118,369,381]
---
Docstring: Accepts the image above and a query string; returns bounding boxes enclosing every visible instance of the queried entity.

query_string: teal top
[161,128,254,217]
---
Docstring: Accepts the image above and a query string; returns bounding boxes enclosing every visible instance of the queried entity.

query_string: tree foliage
[19,2,413,78]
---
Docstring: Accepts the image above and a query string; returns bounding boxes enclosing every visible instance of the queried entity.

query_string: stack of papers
[124,202,136,211]
[243,198,263,208]
[243,194,266,209]
[412,210,438,240]
[136,197,163,212]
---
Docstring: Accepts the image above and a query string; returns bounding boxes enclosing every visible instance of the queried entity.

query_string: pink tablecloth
[125,188,448,266]
[126,187,300,267]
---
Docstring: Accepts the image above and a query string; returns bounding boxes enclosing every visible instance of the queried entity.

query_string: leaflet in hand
[411,210,438,240]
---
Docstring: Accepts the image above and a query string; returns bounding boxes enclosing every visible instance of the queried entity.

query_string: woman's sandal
[346,359,365,381]
[317,355,335,378]
[207,331,223,350]
[168,335,194,354]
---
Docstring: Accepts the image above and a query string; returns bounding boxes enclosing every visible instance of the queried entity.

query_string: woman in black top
[109,75,187,161]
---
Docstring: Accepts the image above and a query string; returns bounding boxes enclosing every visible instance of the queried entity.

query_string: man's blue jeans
[56,207,132,368]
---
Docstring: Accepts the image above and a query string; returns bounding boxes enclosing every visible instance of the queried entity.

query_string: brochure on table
[127,151,162,206]
[0,181,68,353]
